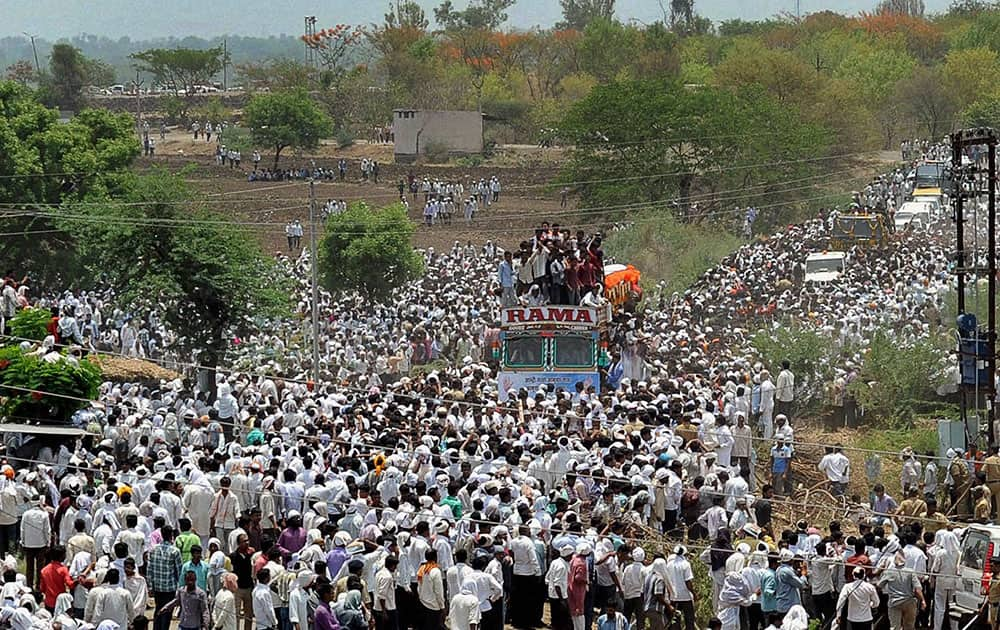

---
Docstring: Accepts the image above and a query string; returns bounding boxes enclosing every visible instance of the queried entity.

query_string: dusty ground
[142,129,572,253]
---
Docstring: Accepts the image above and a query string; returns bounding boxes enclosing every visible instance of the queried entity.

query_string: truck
[495,304,611,401]
[804,251,846,283]
[829,214,889,250]
[951,523,1000,629]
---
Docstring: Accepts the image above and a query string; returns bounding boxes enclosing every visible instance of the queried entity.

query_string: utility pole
[795,0,801,20]
[222,38,228,91]
[953,127,999,447]
[134,71,144,139]
[23,33,40,74]
[308,178,321,384]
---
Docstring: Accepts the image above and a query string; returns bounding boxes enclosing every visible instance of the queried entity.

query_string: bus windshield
[504,336,545,368]
[554,336,594,368]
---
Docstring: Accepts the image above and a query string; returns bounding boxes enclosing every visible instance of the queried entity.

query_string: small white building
[392,109,483,162]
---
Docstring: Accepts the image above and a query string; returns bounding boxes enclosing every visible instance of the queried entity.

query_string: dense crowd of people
[0,140,996,630]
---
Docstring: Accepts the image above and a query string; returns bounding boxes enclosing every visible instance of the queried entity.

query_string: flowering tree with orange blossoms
[853,10,944,62]
[301,24,365,87]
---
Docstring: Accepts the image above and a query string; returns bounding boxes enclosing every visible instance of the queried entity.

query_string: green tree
[577,18,640,81]
[847,330,947,423]
[318,202,424,302]
[896,66,957,139]
[82,57,116,87]
[47,43,88,110]
[61,171,286,368]
[558,0,616,30]
[962,91,1000,128]
[943,47,1000,109]
[0,81,139,286]
[434,0,516,30]
[129,46,225,97]
[244,89,333,169]
[876,0,925,14]
[385,0,430,29]
[716,40,818,108]
[559,79,830,225]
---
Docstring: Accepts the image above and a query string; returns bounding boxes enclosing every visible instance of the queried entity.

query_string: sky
[0,0,954,40]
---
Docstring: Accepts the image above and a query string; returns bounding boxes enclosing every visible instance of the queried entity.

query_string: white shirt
[447,563,473,597]
[818,452,851,483]
[89,585,133,628]
[374,567,397,611]
[776,370,795,402]
[546,557,569,599]
[253,583,278,629]
[289,587,310,628]
[511,536,540,576]
[621,561,645,599]
[20,507,51,549]
[836,580,880,622]
[665,556,694,601]
[417,567,445,611]
[449,592,482,630]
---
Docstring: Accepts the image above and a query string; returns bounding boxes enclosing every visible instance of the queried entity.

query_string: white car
[951,524,1000,629]
[803,252,846,283]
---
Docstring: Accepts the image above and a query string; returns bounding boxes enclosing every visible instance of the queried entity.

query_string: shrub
[335,128,356,149]
[8,307,52,342]
[0,346,101,424]
[422,140,449,163]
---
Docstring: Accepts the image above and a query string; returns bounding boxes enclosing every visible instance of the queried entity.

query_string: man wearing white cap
[621,547,646,630]
[547,545,574,630]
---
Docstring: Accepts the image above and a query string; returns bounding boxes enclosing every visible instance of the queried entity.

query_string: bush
[161,95,188,124]
[604,211,740,296]
[751,325,839,406]
[8,308,52,342]
[335,128,356,149]
[847,330,949,424]
[422,140,449,163]
[221,127,253,154]
[0,346,101,424]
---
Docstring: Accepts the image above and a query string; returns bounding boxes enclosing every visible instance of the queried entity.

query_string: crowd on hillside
[0,139,996,630]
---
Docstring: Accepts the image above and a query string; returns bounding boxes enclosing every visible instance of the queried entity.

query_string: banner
[497,371,600,401]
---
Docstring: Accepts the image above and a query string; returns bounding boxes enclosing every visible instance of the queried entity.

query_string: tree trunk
[273,145,285,170]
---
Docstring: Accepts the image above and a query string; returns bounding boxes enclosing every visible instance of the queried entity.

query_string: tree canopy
[244,89,333,169]
[559,78,830,227]
[558,0,616,30]
[59,171,287,364]
[0,80,139,285]
[318,203,424,302]
[434,0,516,30]
[129,46,225,96]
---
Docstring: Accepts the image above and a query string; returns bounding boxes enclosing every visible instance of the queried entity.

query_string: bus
[496,304,611,401]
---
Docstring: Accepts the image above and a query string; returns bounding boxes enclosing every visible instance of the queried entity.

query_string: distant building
[392,109,483,162]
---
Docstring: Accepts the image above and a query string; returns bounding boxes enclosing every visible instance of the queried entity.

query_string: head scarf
[781,605,810,630]
[221,572,239,592]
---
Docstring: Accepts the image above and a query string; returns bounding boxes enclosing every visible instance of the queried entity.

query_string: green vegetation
[8,308,52,342]
[244,89,333,169]
[59,170,287,366]
[559,79,830,224]
[752,325,838,405]
[318,203,425,302]
[604,212,740,295]
[0,81,140,286]
[0,345,101,423]
[847,330,950,424]
[129,46,226,96]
